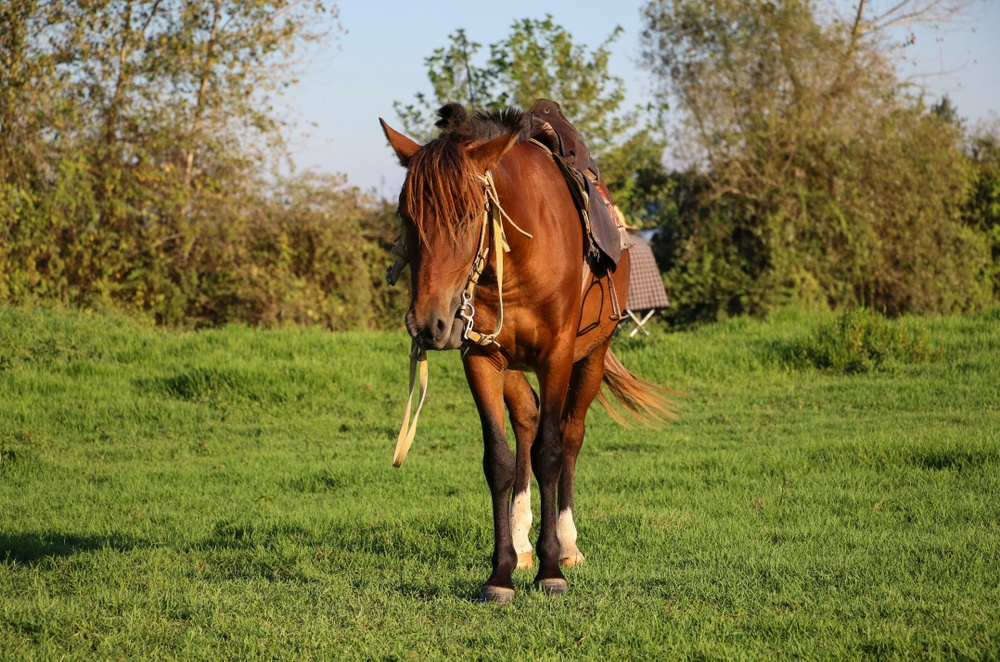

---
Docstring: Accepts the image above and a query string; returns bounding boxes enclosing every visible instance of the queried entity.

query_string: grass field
[1,305,998,660]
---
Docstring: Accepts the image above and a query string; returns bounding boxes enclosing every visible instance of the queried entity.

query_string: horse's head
[380,115,517,351]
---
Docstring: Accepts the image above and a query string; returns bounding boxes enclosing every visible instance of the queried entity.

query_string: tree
[394,16,672,226]
[962,120,1000,295]
[1,1,414,330]
[641,0,993,321]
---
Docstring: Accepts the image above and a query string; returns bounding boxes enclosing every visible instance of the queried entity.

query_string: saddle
[528,99,631,269]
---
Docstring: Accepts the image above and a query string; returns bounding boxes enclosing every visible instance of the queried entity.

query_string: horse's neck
[491,146,585,274]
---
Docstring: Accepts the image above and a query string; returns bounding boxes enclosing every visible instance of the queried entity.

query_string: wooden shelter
[623,232,669,336]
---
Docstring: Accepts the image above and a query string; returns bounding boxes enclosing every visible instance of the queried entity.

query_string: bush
[0,170,410,331]
[642,1,997,324]
[0,0,412,332]
[781,308,940,374]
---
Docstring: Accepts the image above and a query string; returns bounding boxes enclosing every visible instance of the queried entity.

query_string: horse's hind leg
[558,340,612,567]
[532,341,576,594]
[504,372,539,570]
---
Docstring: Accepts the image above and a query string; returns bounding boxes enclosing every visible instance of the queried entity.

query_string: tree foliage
[393,16,673,227]
[642,0,993,322]
[0,0,408,329]
[962,120,1000,294]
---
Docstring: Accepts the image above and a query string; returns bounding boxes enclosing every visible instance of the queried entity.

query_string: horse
[380,103,672,603]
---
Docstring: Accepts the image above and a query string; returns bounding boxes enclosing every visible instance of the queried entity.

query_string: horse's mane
[436,103,532,141]
[402,104,530,243]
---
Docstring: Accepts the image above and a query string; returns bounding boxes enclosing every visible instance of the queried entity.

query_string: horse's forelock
[435,103,471,132]
[402,105,528,245]
[402,134,483,245]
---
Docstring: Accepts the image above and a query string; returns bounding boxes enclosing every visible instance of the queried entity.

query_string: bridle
[388,169,531,467]
[458,170,532,348]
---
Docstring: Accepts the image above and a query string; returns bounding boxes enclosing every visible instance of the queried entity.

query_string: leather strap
[392,341,428,467]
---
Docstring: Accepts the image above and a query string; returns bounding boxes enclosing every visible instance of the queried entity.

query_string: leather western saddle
[528,99,630,269]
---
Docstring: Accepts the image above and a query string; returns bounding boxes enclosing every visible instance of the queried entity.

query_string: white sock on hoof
[557,507,584,563]
[510,487,533,556]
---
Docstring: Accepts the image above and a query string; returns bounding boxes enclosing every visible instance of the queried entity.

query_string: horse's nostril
[433,316,448,340]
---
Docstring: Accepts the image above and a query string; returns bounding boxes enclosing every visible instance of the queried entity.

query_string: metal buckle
[459,290,476,339]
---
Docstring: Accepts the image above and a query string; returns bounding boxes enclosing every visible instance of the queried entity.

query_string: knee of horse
[483,441,516,492]
[561,420,585,455]
[530,441,564,479]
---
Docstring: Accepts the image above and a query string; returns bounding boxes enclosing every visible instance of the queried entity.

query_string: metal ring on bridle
[459,290,477,339]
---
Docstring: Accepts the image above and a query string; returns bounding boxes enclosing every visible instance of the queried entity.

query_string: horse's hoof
[479,586,515,605]
[516,551,534,570]
[559,551,585,567]
[535,577,568,596]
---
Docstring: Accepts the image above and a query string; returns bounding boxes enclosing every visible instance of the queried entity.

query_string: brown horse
[380,104,672,603]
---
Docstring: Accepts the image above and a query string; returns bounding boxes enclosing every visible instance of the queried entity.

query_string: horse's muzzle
[406,309,465,351]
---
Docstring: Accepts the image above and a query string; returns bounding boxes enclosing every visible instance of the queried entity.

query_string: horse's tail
[596,348,679,427]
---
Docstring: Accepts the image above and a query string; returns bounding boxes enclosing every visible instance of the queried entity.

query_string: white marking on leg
[556,507,577,548]
[509,487,533,555]
[557,507,585,566]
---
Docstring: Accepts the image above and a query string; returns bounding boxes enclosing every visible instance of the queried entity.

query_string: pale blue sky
[287,0,1000,197]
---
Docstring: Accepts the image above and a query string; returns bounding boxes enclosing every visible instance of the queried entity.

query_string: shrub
[783,308,940,373]
[643,1,997,324]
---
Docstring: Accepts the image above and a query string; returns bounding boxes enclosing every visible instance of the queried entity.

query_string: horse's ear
[380,118,422,167]
[466,132,518,172]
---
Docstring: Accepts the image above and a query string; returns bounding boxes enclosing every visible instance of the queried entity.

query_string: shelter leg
[628,309,656,337]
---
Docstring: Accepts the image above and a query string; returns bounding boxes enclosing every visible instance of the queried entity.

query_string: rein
[391,169,530,467]
[460,171,532,348]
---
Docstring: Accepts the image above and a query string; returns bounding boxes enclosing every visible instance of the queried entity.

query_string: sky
[286,0,1000,198]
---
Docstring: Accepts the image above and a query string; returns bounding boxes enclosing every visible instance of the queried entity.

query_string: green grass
[1,305,998,660]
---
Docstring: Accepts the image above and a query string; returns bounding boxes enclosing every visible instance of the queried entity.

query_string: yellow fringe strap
[392,342,428,467]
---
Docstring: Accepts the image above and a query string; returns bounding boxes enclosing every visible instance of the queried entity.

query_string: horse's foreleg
[558,340,611,567]
[464,357,517,603]
[504,372,539,570]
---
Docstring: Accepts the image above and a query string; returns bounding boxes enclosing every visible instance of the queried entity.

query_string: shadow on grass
[0,532,145,565]
[2,527,506,603]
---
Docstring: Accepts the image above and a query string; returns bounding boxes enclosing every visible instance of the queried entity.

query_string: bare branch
[867,0,975,33]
